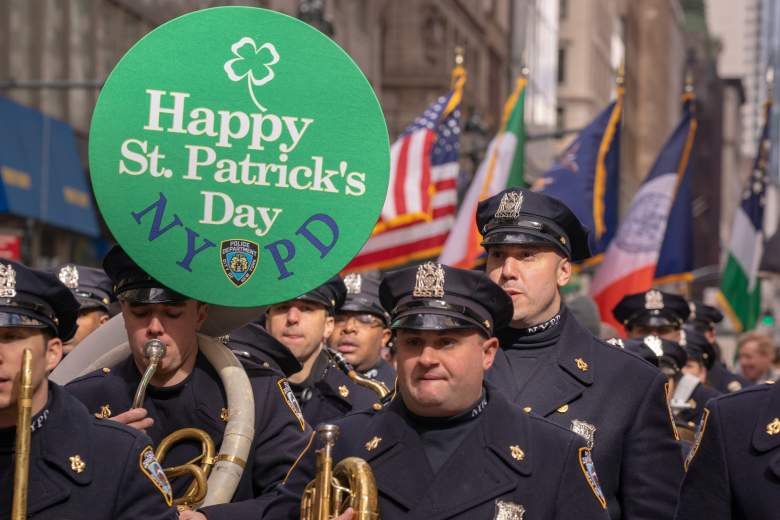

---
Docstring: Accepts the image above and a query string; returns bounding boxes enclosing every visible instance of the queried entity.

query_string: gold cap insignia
[509,445,525,461]
[766,417,780,436]
[94,404,112,419]
[0,263,17,298]
[644,289,664,310]
[365,436,381,451]
[643,335,663,357]
[413,262,445,298]
[494,500,525,520]
[338,385,350,398]
[494,191,524,220]
[571,419,597,449]
[220,407,230,422]
[58,264,79,289]
[69,455,86,473]
[344,273,362,295]
[575,358,589,371]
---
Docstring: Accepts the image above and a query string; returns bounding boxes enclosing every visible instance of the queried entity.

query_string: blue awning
[0,96,100,237]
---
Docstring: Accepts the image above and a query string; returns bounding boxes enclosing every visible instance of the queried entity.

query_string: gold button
[522,406,532,413]
[101,367,111,374]
[557,404,569,413]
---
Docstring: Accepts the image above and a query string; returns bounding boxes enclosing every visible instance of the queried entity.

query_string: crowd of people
[1,187,778,519]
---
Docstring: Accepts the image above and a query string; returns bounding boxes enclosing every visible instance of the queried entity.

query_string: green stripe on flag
[505,85,526,188]
[719,253,761,331]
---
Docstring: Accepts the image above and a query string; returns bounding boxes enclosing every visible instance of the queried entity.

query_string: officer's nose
[146,315,165,337]
[417,344,439,367]
[286,307,301,325]
[499,256,520,282]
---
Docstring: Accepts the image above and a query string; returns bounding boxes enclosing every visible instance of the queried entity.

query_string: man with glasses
[330,272,394,389]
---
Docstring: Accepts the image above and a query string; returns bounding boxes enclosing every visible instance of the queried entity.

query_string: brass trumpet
[326,349,390,409]
[12,349,33,520]
[301,424,379,520]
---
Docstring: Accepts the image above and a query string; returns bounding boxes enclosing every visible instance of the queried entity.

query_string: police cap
[476,188,591,261]
[612,289,690,330]
[623,335,687,373]
[0,260,79,341]
[379,262,512,337]
[103,245,187,304]
[681,325,716,370]
[293,275,346,315]
[686,300,724,332]
[53,264,114,314]
[340,271,390,326]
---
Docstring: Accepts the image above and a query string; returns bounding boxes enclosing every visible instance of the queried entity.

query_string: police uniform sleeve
[198,375,313,520]
[113,432,177,520]
[674,400,730,520]
[620,370,684,518]
[553,435,610,519]
[261,430,319,519]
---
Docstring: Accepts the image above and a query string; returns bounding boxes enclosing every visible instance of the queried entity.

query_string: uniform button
[522,406,532,413]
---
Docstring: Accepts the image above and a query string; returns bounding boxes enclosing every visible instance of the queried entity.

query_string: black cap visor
[392,299,492,336]
[627,313,682,330]
[0,311,49,329]
[481,226,570,258]
[119,287,188,305]
[340,298,389,325]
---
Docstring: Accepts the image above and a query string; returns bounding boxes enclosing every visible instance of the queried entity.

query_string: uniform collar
[752,382,780,453]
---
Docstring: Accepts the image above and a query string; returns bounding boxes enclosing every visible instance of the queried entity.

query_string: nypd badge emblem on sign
[221,240,259,287]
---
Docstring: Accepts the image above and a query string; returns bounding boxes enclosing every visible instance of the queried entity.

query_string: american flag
[346,92,461,271]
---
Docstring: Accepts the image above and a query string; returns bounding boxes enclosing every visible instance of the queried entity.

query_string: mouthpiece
[144,339,167,361]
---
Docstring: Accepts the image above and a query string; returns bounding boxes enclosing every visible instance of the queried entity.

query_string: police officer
[266,263,611,519]
[687,300,749,393]
[612,289,690,341]
[265,276,378,427]
[675,326,721,427]
[65,246,311,520]
[0,259,175,519]
[53,264,114,355]
[226,320,302,377]
[675,380,780,519]
[478,188,683,519]
[330,272,395,388]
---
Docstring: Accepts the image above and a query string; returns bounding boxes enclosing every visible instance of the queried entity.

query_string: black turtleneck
[289,349,329,405]
[399,389,488,474]
[497,306,566,393]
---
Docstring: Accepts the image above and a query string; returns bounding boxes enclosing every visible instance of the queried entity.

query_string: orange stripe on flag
[594,264,657,337]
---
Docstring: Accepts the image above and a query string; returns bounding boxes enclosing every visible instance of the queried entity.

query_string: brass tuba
[326,349,390,410]
[301,423,379,520]
[11,349,33,520]
[131,335,255,511]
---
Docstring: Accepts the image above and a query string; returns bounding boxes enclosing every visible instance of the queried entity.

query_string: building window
[560,0,567,19]
[558,47,566,84]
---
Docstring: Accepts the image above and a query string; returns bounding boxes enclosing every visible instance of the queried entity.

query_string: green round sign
[89,7,389,307]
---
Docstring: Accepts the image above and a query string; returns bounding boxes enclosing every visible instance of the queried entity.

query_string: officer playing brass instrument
[65,246,312,520]
[266,263,611,519]
[0,259,176,519]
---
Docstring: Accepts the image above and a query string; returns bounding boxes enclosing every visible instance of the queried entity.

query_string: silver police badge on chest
[494,500,525,520]
[571,419,596,449]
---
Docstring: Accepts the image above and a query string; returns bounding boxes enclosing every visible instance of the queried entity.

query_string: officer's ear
[380,327,392,348]
[556,255,572,288]
[480,336,499,371]
[322,313,335,340]
[193,302,209,331]
[44,334,63,372]
[98,312,110,326]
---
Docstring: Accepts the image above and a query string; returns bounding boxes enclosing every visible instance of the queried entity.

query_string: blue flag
[655,98,697,282]
[535,93,622,258]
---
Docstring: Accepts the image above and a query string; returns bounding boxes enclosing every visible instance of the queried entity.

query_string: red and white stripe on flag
[346,161,458,271]
[378,128,438,230]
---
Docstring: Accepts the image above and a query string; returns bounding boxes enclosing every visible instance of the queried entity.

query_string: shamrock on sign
[223,37,280,111]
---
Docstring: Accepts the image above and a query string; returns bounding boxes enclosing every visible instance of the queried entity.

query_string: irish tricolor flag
[438,77,526,267]
[718,101,773,331]
[592,97,697,333]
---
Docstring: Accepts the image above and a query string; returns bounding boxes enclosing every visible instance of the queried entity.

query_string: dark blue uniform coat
[676,381,721,427]
[0,384,175,520]
[65,352,311,520]
[707,360,750,394]
[675,382,780,520]
[487,315,684,519]
[362,358,396,390]
[265,386,611,520]
[296,351,380,428]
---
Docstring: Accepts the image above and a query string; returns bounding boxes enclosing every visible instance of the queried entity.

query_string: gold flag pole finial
[616,60,625,88]
[454,46,465,66]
